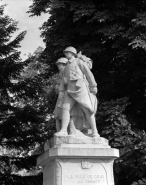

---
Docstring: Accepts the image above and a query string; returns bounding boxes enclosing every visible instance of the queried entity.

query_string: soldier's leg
[54,93,75,136]
[80,105,99,137]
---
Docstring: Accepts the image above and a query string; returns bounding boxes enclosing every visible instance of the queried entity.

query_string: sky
[0,0,49,60]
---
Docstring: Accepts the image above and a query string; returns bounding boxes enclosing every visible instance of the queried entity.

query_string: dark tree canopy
[29,0,146,108]
[1,0,146,184]
[28,1,146,185]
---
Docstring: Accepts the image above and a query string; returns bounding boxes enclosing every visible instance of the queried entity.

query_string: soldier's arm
[77,59,97,88]
[59,77,64,92]
[58,74,65,100]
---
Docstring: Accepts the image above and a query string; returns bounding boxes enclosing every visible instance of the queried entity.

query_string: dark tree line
[1,0,146,184]
[28,1,146,185]
[0,5,47,185]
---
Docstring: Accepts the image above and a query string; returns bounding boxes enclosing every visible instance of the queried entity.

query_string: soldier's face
[57,63,66,71]
[64,51,74,59]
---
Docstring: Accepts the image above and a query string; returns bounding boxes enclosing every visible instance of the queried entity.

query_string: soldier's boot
[87,114,100,138]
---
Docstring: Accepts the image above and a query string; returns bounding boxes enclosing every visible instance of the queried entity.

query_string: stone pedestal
[37,136,119,185]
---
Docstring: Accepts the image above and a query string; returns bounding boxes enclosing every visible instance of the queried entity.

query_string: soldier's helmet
[63,46,77,56]
[56,57,68,64]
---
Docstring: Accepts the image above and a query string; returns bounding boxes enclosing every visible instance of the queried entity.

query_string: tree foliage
[28,0,146,185]
[0,5,47,185]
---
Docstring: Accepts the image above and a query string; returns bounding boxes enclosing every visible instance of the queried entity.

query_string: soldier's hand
[90,87,98,95]
[59,91,64,100]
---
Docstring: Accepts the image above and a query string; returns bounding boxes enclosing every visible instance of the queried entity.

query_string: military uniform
[54,46,98,137]
[59,57,97,114]
[53,58,68,123]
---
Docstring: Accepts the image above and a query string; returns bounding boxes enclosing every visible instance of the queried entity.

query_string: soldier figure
[53,57,68,132]
[54,46,99,137]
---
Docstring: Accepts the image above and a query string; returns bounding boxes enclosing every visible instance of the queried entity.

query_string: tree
[0,5,47,185]
[28,0,146,185]
[29,0,146,127]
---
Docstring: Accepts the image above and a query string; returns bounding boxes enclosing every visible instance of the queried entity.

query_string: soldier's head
[56,57,68,71]
[63,46,77,59]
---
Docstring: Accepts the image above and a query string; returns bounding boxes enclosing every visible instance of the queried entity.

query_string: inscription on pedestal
[65,174,106,185]
[63,159,108,185]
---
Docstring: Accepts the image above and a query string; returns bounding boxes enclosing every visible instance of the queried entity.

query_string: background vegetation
[1,0,146,184]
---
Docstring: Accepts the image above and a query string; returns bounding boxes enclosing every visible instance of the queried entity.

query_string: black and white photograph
[0,0,146,185]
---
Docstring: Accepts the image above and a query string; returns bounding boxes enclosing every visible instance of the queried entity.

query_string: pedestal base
[37,136,119,185]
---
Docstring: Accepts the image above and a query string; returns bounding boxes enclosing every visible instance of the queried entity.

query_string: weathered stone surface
[37,135,119,185]
[38,146,119,167]
[40,158,117,185]
[62,158,114,185]
[44,135,109,151]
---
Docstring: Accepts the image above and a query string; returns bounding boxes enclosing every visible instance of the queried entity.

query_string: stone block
[37,136,119,185]
[44,135,110,151]
[41,158,117,185]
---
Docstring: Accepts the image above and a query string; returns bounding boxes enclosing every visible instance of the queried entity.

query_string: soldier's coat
[59,57,97,113]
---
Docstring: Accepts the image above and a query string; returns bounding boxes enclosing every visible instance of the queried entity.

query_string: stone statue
[68,51,98,136]
[53,57,84,133]
[39,49,119,185]
[77,51,93,69]
[54,46,99,137]
[53,57,68,131]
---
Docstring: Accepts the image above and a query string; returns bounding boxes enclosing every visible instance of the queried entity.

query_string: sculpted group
[53,46,99,138]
